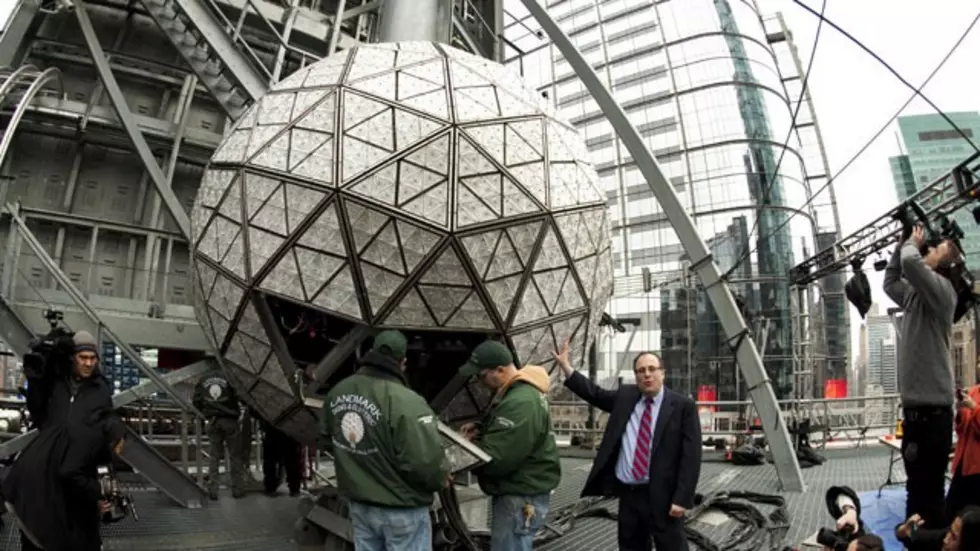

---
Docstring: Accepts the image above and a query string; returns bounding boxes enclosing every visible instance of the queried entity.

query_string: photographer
[821,486,885,551]
[883,224,961,550]
[2,408,128,551]
[896,506,980,551]
[26,330,113,430]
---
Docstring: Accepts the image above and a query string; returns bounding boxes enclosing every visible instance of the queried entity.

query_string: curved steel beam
[0,64,42,104]
[0,66,64,167]
[518,0,806,491]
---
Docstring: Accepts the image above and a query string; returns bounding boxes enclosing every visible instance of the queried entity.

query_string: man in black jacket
[26,330,113,430]
[2,409,128,551]
[193,366,245,499]
[554,342,701,550]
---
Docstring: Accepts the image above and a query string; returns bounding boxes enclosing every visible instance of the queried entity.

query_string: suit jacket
[565,371,701,526]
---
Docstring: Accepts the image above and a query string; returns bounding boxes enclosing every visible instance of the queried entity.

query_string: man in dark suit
[555,342,702,550]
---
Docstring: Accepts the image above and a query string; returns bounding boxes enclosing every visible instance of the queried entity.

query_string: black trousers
[617,484,688,551]
[262,428,302,493]
[902,406,953,551]
[945,463,980,526]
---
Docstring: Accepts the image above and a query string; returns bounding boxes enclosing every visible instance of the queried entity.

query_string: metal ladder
[137,0,270,120]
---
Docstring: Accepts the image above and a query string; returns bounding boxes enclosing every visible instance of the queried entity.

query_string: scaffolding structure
[789,150,980,417]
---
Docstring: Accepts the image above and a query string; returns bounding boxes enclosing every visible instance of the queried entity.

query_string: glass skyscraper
[890,112,980,266]
[502,0,839,401]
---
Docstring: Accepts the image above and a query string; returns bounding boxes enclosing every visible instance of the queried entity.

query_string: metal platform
[0,447,906,550]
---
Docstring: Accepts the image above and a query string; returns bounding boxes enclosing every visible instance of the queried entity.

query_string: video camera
[98,465,138,524]
[816,487,865,551]
[894,203,978,322]
[22,310,75,382]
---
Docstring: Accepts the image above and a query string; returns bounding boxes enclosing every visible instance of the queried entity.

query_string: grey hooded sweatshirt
[882,242,956,407]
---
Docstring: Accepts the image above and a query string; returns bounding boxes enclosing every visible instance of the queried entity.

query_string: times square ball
[189,42,613,444]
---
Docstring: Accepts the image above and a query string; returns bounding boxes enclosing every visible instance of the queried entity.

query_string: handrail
[0,67,63,169]
[0,65,45,104]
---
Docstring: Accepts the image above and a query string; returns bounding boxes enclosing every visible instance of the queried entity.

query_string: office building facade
[890,112,980,263]
[502,0,839,400]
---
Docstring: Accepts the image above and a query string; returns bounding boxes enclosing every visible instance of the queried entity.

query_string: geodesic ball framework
[190,41,614,444]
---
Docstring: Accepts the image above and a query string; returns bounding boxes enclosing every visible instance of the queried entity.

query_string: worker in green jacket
[320,330,449,551]
[458,340,561,551]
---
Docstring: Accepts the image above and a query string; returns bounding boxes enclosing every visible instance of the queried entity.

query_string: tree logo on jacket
[208,384,223,401]
[341,412,365,446]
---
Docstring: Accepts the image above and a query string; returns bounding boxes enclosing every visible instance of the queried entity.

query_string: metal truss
[74,0,193,242]
[0,66,62,165]
[518,0,806,491]
[791,150,980,286]
[4,203,202,417]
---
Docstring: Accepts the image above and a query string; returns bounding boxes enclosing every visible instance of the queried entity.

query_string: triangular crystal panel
[449,60,487,88]
[249,184,288,236]
[198,170,237,208]
[259,249,304,301]
[349,71,397,102]
[360,221,403,274]
[210,274,244,320]
[347,108,395,152]
[291,90,327,121]
[197,262,219,301]
[311,263,362,320]
[294,93,337,133]
[242,173,281,219]
[257,92,295,126]
[217,183,242,222]
[246,226,285,278]
[534,268,568,314]
[513,281,549,327]
[212,129,251,163]
[554,271,585,314]
[345,202,390,254]
[299,201,348,256]
[342,136,391,183]
[394,109,444,150]
[464,124,505,167]
[484,273,522,323]
[349,163,397,206]
[284,184,325,234]
[419,245,471,286]
[485,233,524,280]
[510,326,549,367]
[246,124,285,160]
[400,89,450,121]
[198,216,239,264]
[444,292,495,330]
[418,284,471,325]
[251,129,289,171]
[384,287,436,327]
[401,180,448,228]
[505,221,542,266]
[460,230,499,278]
[501,177,539,217]
[303,56,347,87]
[290,137,336,185]
[345,47,397,83]
[456,184,497,228]
[258,353,293,395]
[530,226,568,271]
[453,87,500,122]
[395,220,441,275]
[288,129,331,171]
[294,246,345,301]
[397,71,443,102]
[508,162,547,206]
[238,302,268,343]
[359,263,405,316]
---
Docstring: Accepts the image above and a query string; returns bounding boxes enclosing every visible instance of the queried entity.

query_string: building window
[918,128,974,142]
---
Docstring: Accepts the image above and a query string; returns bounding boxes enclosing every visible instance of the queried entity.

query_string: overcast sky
[1,0,978,362]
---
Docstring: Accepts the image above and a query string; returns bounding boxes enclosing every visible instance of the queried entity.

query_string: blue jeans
[490,494,551,551]
[349,501,432,551]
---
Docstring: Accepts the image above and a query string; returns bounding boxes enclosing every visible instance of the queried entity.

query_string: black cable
[734,0,827,279]
[722,9,980,281]
[793,0,980,154]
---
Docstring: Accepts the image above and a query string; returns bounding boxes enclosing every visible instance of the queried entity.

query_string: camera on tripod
[98,465,138,524]
[22,309,74,381]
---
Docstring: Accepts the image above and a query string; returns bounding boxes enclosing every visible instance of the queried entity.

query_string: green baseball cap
[372,330,407,359]
[458,340,514,377]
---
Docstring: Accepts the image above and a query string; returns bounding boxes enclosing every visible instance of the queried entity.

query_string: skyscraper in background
[890,112,980,264]
[865,304,897,394]
[501,0,843,402]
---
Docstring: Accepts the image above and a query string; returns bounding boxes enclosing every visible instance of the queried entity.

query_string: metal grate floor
[0,447,906,550]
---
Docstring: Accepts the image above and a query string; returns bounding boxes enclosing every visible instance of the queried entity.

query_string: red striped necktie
[631,397,654,480]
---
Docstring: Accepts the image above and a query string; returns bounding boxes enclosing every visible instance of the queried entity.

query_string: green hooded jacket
[320,351,449,508]
[473,365,561,496]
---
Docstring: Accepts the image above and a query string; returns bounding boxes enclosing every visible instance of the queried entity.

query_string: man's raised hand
[552,338,573,376]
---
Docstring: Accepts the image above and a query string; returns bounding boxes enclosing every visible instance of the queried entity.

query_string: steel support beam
[251,291,301,385]
[0,292,36,357]
[4,203,203,417]
[311,325,375,387]
[74,1,192,242]
[519,0,805,491]
[377,0,452,43]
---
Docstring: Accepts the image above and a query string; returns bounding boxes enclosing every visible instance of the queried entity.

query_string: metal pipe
[377,0,452,43]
